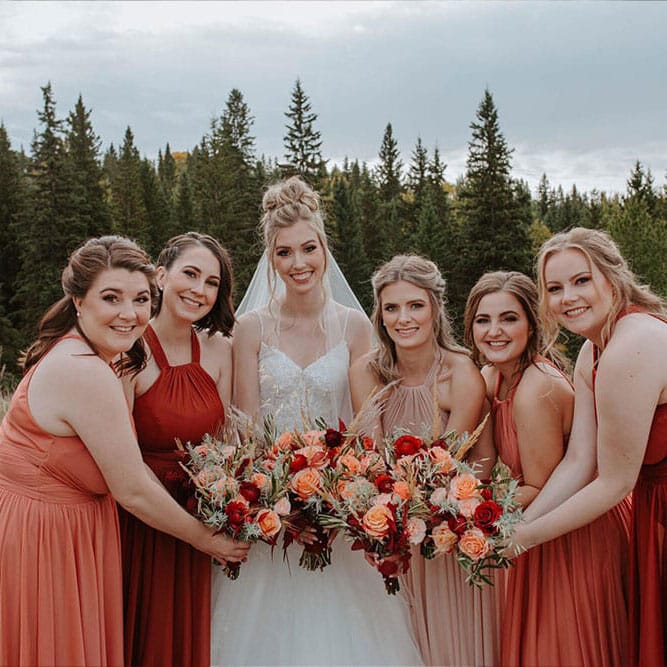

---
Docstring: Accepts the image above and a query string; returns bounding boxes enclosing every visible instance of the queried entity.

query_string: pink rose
[273,497,291,516]
[193,444,210,457]
[295,445,329,469]
[371,493,394,507]
[301,430,326,447]
[407,517,427,545]
[430,487,449,506]
[429,446,455,473]
[457,496,481,518]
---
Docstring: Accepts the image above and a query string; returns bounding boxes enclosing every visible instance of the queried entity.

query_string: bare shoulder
[350,349,376,378]
[446,350,483,380]
[515,362,573,411]
[232,311,263,349]
[199,330,232,356]
[607,313,667,364]
[341,306,372,337]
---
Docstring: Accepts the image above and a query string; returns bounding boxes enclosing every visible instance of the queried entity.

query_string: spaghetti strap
[190,329,200,364]
[143,325,169,370]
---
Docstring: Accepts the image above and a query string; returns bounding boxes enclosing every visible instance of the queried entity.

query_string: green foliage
[284,79,325,187]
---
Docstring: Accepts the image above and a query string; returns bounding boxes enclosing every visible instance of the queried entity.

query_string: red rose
[393,435,423,458]
[225,501,248,530]
[239,481,261,504]
[289,454,308,473]
[374,474,394,494]
[447,513,468,536]
[473,500,502,534]
[431,438,448,449]
[377,559,399,578]
[325,428,344,448]
[480,487,493,501]
[361,436,375,451]
[348,514,362,530]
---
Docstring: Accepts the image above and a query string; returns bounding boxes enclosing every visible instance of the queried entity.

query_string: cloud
[1,1,665,194]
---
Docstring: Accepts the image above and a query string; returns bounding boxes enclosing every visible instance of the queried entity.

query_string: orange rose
[449,473,480,501]
[362,504,395,539]
[392,480,411,501]
[337,454,361,476]
[290,468,322,500]
[337,479,355,500]
[458,528,491,561]
[275,432,297,451]
[432,523,459,555]
[252,472,269,490]
[429,446,454,473]
[256,509,282,538]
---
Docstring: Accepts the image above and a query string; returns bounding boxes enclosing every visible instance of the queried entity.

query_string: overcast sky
[1,1,665,195]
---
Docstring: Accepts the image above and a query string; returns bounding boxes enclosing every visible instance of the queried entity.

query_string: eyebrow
[275,238,318,249]
[99,287,151,295]
[475,310,520,317]
[183,264,221,279]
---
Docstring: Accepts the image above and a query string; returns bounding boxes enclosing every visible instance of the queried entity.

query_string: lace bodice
[259,340,351,433]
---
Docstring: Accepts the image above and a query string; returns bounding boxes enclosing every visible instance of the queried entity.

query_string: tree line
[1,80,666,375]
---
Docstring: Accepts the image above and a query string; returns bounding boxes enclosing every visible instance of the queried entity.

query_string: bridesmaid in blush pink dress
[351,255,498,667]
[465,270,630,666]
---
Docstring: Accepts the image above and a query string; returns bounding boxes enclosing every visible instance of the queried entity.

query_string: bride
[210,177,422,666]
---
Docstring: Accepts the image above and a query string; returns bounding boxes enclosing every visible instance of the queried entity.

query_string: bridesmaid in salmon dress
[512,227,667,667]
[0,236,246,666]
[350,255,498,666]
[465,270,631,666]
[119,233,240,667]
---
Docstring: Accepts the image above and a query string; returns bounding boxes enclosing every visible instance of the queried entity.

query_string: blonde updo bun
[260,176,328,258]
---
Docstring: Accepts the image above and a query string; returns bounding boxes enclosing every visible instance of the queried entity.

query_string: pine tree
[405,137,429,250]
[109,126,150,247]
[331,176,371,310]
[139,158,172,255]
[13,83,79,337]
[0,124,23,367]
[65,95,111,239]
[454,89,531,324]
[284,79,325,186]
[625,160,657,213]
[175,171,194,231]
[374,123,404,257]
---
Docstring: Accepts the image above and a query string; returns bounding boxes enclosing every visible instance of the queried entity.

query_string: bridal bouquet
[180,420,291,580]
[317,432,427,594]
[264,421,347,572]
[386,420,522,586]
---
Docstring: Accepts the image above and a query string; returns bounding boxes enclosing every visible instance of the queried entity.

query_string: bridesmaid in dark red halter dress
[512,227,667,667]
[119,233,247,667]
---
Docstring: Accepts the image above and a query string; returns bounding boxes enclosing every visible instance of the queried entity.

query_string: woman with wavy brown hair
[465,270,630,666]
[0,236,247,667]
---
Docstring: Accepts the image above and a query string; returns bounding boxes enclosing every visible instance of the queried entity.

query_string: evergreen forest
[1,80,666,377]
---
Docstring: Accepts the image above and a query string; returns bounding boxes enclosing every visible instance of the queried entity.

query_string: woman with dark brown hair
[119,232,240,667]
[0,236,247,667]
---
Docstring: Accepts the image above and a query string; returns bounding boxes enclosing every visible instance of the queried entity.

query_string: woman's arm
[515,327,660,548]
[231,313,262,418]
[346,309,373,366]
[447,356,496,477]
[35,354,249,563]
[211,334,233,406]
[511,366,571,508]
[521,345,598,521]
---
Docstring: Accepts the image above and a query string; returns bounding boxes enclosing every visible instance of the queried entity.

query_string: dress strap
[143,325,170,370]
[190,328,200,364]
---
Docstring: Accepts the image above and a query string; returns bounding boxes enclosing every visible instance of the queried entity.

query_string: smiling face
[271,219,326,294]
[472,290,531,370]
[380,280,434,352]
[543,248,615,342]
[157,244,221,323]
[73,268,152,362]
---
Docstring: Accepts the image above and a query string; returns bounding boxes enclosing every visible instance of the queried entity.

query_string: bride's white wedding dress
[210,310,422,666]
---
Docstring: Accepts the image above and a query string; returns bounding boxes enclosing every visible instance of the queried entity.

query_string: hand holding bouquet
[181,416,291,580]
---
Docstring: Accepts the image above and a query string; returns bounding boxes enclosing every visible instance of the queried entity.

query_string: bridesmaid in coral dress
[350,255,498,667]
[512,227,667,667]
[465,270,631,666]
[0,237,247,667]
[119,232,241,667]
